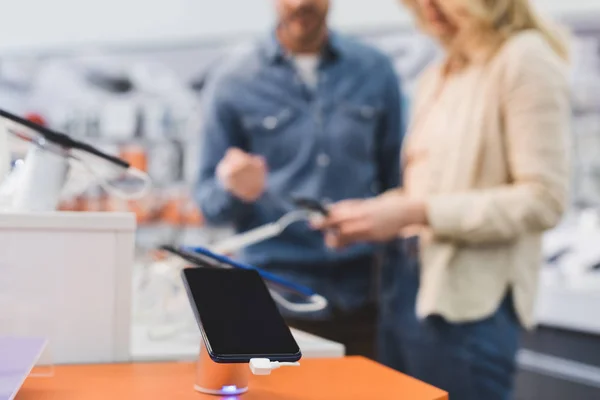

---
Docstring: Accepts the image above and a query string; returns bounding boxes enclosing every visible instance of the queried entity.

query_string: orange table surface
[18,357,447,400]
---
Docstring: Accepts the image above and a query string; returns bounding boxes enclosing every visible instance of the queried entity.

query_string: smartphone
[182,267,302,363]
[291,196,329,216]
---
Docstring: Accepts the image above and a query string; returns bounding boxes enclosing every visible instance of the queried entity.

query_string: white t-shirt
[292,54,320,90]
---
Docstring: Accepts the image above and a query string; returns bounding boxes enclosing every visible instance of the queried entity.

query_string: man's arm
[195,78,252,225]
[376,61,404,192]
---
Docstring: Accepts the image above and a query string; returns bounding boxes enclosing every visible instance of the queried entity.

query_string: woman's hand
[312,193,428,249]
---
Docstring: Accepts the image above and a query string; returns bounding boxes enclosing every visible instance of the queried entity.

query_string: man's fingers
[252,156,268,172]
[222,152,264,179]
[225,147,246,158]
[324,232,342,249]
[323,224,366,249]
[330,199,364,211]
[324,231,352,249]
[309,215,326,229]
[337,220,372,242]
[318,202,367,229]
[313,212,357,231]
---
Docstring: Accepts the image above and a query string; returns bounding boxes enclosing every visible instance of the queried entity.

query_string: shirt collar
[262,29,343,64]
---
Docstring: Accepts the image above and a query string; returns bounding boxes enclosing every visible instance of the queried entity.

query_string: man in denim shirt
[196,0,402,357]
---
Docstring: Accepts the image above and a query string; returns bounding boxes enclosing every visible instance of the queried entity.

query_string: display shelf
[536,269,600,335]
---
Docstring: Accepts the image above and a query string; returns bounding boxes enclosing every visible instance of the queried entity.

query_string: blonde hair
[401,0,569,63]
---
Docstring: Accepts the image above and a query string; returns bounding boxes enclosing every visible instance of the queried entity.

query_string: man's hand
[216,148,267,202]
[311,193,427,249]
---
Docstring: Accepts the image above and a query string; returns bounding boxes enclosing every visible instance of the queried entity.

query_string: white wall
[0,0,598,54]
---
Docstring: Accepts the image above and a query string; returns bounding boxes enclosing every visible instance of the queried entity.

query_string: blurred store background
[1,1,600,398]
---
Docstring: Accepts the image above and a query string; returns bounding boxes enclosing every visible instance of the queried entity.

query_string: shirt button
[263,116,278,130]
[360,107,375,119]
[317,153,330,167]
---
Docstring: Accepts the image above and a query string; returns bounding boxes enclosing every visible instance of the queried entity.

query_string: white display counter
[0,212,136,365]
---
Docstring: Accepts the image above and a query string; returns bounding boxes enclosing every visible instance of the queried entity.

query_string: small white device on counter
[0,108,151,212]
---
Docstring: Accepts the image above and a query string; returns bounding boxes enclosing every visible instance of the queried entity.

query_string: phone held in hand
[181,267,302,364]
[291,196,329,216]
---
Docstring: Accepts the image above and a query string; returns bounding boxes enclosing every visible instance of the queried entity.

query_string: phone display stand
[194,340,250,396]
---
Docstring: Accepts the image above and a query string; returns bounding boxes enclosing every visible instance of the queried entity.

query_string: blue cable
[184,246,316,297]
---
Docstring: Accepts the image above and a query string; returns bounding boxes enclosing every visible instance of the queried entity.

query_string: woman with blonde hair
[314,0,570,398]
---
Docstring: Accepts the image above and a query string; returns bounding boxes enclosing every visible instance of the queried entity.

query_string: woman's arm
[425,35,570,244]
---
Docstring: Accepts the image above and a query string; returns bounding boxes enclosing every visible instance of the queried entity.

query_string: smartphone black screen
[182,268,301,362]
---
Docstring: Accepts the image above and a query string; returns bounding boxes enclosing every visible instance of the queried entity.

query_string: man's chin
[291,24,326,45]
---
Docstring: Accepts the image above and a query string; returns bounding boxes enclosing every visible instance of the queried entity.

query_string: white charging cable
[249,358,300,376]
[269,291,328,313]
[211,209,317,255]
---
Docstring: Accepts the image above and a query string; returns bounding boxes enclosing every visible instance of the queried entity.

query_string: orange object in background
[120,145,148,172]
[160,197,205,227]
[182,197,204,226]
[57,199,80,212]
[25,112,47,127]
[82,191,107,212]
[18,357,448,400]
[158,187,204,227]
[160,195,181,225]
[105,196,158,224]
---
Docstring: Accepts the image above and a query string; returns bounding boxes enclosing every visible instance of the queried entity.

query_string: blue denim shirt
[196,31,403,313]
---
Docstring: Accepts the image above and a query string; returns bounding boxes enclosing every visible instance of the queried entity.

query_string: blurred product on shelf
[159,186,204,227]
[57,197,78,212]
[59,183,204,227]
[120,144,148,174]
[147,140,185,185]
[99,98,139,140]
[24,112,46,127]
[105,194,156,224]
[183,197,204,226]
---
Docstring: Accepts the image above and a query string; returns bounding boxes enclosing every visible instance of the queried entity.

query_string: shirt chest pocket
[241,107,301,168]
[334,102,382,160]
